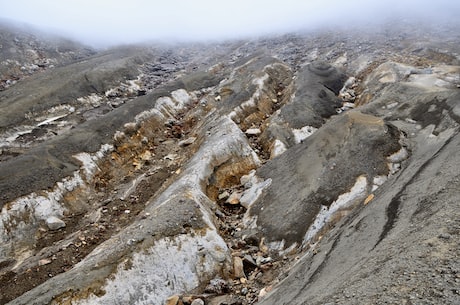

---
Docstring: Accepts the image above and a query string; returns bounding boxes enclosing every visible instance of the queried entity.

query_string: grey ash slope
[0,21,459,305]
[0,46,227,205]
[0,20,95,90]
[259,72,460,305]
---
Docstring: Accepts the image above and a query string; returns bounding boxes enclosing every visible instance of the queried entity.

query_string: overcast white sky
[0,0,459,47]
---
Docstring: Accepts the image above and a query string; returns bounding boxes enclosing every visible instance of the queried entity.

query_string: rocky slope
[0,20,96,91]
[0,21,459,305]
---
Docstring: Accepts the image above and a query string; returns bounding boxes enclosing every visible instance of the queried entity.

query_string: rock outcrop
[0,20,95,91]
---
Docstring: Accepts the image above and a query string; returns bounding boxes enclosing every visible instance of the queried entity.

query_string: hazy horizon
[1,0,459,47]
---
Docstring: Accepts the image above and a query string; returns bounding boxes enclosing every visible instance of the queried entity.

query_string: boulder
[45,216,66,230]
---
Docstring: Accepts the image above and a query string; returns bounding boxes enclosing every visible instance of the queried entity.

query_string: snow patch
[253,73,269,89]
[270,139,287,158]
[171,88,192,106]
[154,96,177,118]
[268,240,286,252]
[240,176,272,209]
[372,175,388,192]
[0,104,76,147]
[303,176,368,244]
[228,73,269,122]
[388,147,409,163]
[77,94,103,107]
[154,90,194,119]
[73,144,113,181]
[0,144,113,257]
[245,128,261,135]
[135,108,165,123]
[105,75,144,97]
[152,116,260,209]
[387,147,409,175]
[74,229,229,305]
[36,114,68,127]
[34,104,76,121]
[292,126,317,144]
[0,126,35,147]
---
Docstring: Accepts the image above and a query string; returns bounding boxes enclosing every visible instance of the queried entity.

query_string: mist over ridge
[1,0,459,47]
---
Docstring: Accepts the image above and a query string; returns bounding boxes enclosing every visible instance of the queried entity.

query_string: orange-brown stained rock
[364,193,375,205]
[165,295,180,305]
[233,256,245,279]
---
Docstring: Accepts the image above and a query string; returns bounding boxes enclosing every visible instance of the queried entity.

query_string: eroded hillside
[0,21,459,305]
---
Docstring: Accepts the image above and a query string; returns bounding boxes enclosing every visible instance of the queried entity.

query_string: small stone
[241,287,248,295]
[438,233,451,240]
[113,131,126,144]
[233,256,245,279]
[240,170,256,186]
[207,295,242,305]
[164,154,178,161]
[258,286,272,298]
[205,278,228,294]
[255,255,267,266]
[165,295,180,305]
[226,192,242,205]
[242,229,260,246]
[259,237,269,254]
[260,256,272,264]
[140,150,152,161]
[342,101,355,108]
[132,160,141,169]
[178,137,196,147]
[38,259,52,266]
[245,128,261,135]
[46,216,66,230]
[364,193,374,205]
[218,191,230,200]
[215,209,225,218]
[243,254,257,267]
[123,122,138,134]
[191,299,204,305]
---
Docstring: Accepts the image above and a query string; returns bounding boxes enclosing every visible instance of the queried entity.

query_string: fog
[1,0,459,47]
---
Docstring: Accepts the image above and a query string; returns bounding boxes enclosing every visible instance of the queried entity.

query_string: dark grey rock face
[258,124,460,305]
[280,61,346,128]
[250,111,402,247]
[255,44,460,305]
[259,61,346,153]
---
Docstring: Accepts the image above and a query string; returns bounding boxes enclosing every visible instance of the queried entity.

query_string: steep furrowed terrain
[0,22,459,305]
